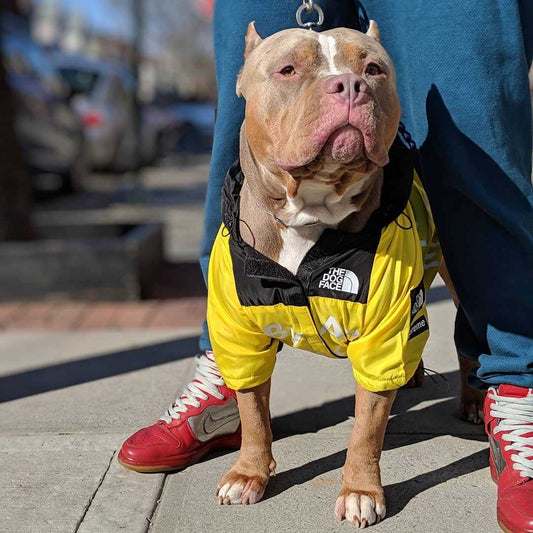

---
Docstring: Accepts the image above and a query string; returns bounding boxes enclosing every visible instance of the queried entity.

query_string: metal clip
[296,1,324,30]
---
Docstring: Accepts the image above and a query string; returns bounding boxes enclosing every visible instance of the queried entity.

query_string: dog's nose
[324,74,370,104]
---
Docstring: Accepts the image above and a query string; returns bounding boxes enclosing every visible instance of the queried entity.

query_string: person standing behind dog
[119,2,533,531]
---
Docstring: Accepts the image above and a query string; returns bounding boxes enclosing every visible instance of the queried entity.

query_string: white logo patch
[318,267,359,295]
[411,288,424,317]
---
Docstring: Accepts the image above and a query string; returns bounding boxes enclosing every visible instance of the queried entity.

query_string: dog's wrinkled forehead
[237,24,394,96]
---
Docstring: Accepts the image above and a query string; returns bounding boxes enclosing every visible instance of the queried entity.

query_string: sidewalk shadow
[384,448,489,518]
[264,369,486,503]
[0,336,199,403]
[264,444,487,506]
[272,370,484,442]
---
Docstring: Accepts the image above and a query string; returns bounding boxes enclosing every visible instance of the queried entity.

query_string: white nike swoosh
[203,412,241,435]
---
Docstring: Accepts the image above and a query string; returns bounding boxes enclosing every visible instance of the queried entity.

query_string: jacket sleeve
[347,202,429,392]
[207,225,279,390]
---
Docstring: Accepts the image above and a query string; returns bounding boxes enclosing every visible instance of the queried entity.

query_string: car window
[58,68,100,97]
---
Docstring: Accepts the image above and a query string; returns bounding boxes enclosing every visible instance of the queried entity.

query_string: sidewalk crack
[144,474,168,532]
[74,450,116,532]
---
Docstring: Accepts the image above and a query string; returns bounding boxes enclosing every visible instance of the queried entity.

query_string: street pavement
[0,277,499,533]
[0,160,499,532]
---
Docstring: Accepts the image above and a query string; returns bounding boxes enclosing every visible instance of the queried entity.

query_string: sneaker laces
[489,388,533,478]
[160,351,225,424]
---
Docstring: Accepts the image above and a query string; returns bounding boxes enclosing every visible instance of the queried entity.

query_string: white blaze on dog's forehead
[317,33,342,74]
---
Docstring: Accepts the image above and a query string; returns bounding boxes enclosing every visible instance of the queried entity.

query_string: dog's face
[237,23,401,182]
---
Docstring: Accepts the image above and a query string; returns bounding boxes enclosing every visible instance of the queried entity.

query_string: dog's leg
[335,383,396,527]
[217,379,275,505]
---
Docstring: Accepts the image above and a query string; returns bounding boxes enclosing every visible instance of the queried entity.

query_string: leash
[296,0,324,30]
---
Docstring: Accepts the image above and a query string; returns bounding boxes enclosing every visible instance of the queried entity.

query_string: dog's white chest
[276,178,371,274]
[277,226,322,275]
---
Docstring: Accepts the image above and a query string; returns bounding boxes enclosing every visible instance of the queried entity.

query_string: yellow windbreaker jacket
[208,154,441,392]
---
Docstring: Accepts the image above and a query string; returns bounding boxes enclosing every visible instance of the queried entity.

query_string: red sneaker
[485,385,533,533]
[118,351,241,472]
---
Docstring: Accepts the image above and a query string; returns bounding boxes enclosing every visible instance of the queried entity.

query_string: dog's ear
[244,21,263,59]
[237,22,263,97]
[365,20,380,42]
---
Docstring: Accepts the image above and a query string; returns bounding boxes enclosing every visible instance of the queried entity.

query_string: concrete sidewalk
[0,278,498,533]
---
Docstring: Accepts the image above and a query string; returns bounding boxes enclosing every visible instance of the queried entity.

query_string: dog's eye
[365,63,382,76]
[279,65,296,76]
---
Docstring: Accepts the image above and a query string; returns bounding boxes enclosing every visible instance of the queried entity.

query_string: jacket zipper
[297,274,347,359]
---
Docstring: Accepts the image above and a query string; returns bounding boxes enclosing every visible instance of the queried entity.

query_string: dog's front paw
[217,460,276,505]
[334,488,386,528]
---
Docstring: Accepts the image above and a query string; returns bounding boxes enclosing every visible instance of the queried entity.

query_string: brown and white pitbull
[236,21,400,268]
[214,21,481,526]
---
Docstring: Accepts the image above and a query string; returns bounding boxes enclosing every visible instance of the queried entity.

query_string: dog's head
[237,22,401,183]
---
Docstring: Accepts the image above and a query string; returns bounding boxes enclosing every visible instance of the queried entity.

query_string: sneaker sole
[499,520,513,533]
[493,463,533,533]
[117,433,241,473]
[498,521,512,533]
[498,519,533,533]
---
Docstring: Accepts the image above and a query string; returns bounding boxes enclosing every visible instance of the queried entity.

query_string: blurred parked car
[171,101,215,153]
[141,102,183,164]
[54,56,185,170]
[1,12,85,193]
[53,54,138,172]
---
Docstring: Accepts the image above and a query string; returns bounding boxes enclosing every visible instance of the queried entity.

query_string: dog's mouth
[289,128,378,178]
[278,124,378,175]
[320,125,365,164]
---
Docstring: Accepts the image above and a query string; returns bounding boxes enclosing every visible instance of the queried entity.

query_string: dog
[206,21,462,526]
